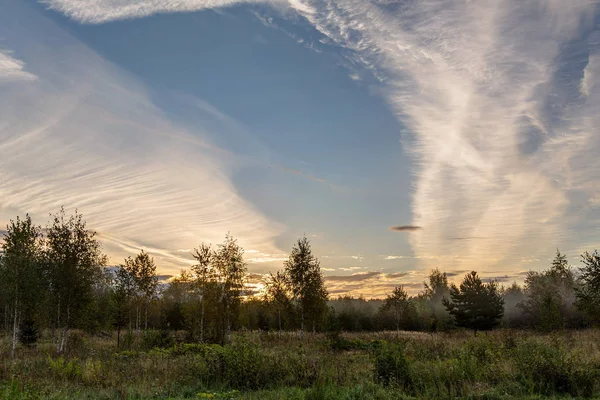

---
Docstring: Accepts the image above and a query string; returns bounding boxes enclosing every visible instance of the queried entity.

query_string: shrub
[141,329,174,350]
[373,343,412,390]
[18,319,38,348]
[47,356,82,380]
[512,340,599,397]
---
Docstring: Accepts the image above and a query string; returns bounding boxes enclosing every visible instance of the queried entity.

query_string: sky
[1,0,599,298]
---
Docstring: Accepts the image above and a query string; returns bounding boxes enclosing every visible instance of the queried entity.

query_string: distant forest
[2,208,600,354]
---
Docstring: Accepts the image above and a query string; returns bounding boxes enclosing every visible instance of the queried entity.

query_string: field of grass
[1,329,600,399]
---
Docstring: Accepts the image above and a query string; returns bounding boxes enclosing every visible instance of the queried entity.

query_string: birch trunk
[11,299,18,358]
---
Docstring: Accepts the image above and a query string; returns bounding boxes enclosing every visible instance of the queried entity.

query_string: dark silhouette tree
[443,271,504,335]
[576,250,600,324]
[380,286,410,332]
[264,270,292,333]
[423,269,451,331]
[213,234,247,343]
[284,236,328,333]
[112,263,136,347]
[191,243,216,342]
[120,250,158,333]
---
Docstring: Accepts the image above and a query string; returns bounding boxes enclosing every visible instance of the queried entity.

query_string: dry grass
[1,329,599,399]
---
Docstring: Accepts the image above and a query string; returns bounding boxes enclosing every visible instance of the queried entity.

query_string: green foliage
[520,250,579,331]
[379,286,411,331]
[372,343,411,389]
[141,329,174,350]
[576,250,600,324]
[513,340,598,396]
[284,237,329,332]
[18,319,38,348]
[2,330,600,398]
[47,356,82,380]
[443,271,504,334]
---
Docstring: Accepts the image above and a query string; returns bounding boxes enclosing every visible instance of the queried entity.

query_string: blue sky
[1,0,599,297]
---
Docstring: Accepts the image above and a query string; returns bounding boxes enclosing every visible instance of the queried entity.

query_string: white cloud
[34,0,600,276]
[0,50,37,82]
[0,3,284,276]
[287,0,599,271]
[41,0,289,23]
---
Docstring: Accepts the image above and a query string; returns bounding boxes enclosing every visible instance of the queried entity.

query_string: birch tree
[0,215,42,357]
[44,208,107,354]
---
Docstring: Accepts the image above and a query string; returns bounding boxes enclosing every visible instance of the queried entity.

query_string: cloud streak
[287,0,600,271]
[0,2,284,276]
[41,0,290,24]
[31,0,600,280]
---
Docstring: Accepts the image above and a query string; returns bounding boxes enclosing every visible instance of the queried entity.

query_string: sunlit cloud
[26,0,600,294]
[287,0,600,273]
[41,0,289,24]
[0,3,284,276]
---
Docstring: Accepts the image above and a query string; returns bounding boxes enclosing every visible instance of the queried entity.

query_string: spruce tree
[443,271,504,335]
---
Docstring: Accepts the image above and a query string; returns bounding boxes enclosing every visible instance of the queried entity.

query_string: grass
[1,329,600,399]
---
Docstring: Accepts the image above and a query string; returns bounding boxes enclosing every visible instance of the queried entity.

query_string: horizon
[1,0,599,298]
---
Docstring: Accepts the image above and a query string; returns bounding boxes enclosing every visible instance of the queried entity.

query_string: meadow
[2,329,599,400]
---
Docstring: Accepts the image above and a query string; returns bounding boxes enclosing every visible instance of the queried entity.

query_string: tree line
[2,209,600,353]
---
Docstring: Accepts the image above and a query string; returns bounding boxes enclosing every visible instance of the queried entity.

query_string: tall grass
[1,329,599,399]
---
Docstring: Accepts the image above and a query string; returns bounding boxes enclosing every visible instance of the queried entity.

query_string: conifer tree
[443,271,504,335]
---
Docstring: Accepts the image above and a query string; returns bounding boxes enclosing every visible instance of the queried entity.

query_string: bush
[18,319,38,348]
[47,356,82,381]
[141,329,174,350]
[373,343,412,389]
[513,340,598,397]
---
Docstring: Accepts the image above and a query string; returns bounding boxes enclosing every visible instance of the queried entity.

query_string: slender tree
[0,215,42,356]
[284,236,328,333]
[191,243,216,342]
[443,271,504,335]
[423,269,451,331]
[44,208,107,354]
[380,286,410,332]
[576,250,600,324]
[264,270,292,333]
[213,234,247,343]
[112,264,136,347]
[119,250,158,333]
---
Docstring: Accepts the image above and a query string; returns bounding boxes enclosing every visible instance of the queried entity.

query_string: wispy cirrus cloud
[0,2,284,276]
[41,0,289,24]
[35,0,600,280]
[288,0,600,272]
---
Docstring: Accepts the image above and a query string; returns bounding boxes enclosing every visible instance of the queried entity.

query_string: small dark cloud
[388,272,408,279]
[446,270,471,277]
[483,275,512,283]
[325,271,382,282]
[389,226,422,232]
